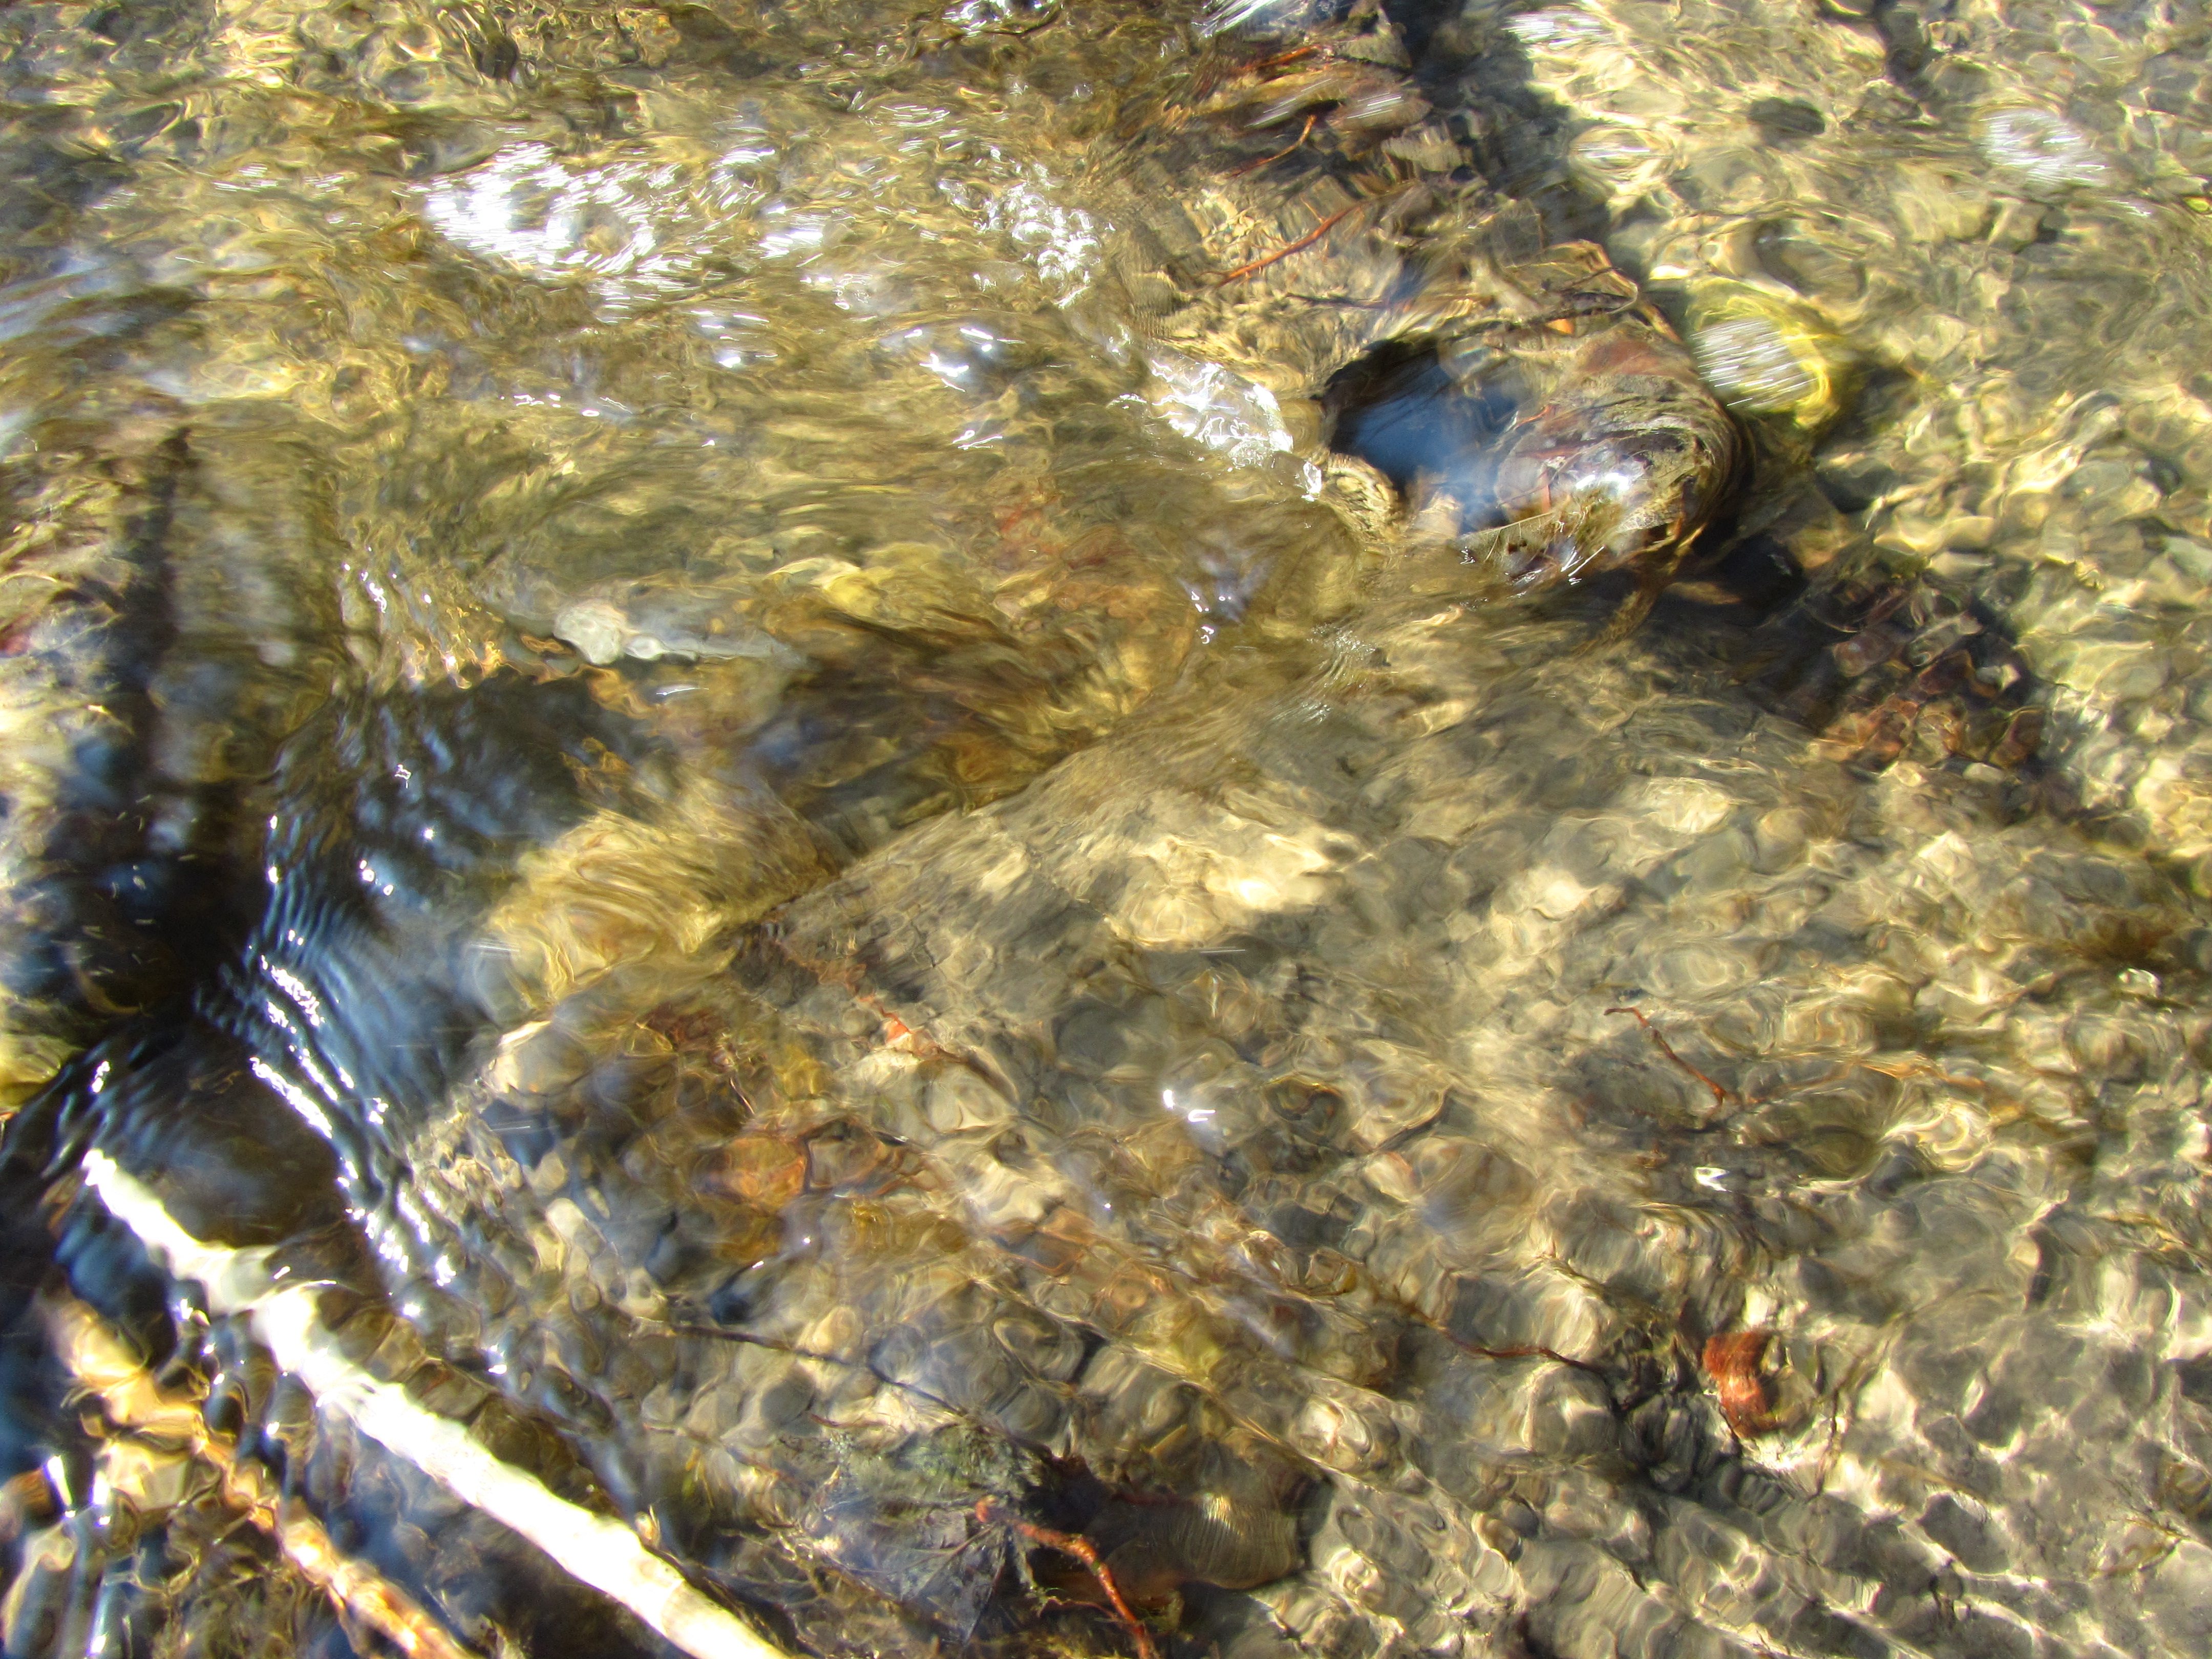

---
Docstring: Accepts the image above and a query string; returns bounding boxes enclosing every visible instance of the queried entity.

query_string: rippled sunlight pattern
[3,3,2211,1658]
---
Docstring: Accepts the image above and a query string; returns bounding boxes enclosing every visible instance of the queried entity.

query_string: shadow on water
[1386,0,1610,236]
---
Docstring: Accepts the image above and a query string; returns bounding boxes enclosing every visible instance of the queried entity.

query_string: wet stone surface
[4,2,2212,1658]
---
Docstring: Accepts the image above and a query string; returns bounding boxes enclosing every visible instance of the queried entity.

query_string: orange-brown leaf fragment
[1703,1331,1777,1437]
[707,1135,809,1209]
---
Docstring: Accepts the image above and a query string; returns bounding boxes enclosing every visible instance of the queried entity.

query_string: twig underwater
[1605,1005,1735,1112]
[1210,200,1362,285]
[45,1292,480,1659]
[976,1498,1159,1659]
[76,1152,796,1659]
[1226,112,1317,176]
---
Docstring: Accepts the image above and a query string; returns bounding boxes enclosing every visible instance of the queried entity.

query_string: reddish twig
[1212,201,1360,285]
[50,1297,480,1659]
[978,1500,1157,1659]
[1245,42,1322,72]
[1451,1338,1606,1376]
[1605,1006,1733,1111]
[1227,112,1317,177]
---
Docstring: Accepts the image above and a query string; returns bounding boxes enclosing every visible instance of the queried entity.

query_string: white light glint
[265,961,325,1028]
[250,1056,334,1140]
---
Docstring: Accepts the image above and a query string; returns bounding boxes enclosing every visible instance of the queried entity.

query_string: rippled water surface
[6,2,2212,1656]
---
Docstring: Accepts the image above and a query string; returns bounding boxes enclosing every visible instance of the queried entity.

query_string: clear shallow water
[4,3,2212,1657]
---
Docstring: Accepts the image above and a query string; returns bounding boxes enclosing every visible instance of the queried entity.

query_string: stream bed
[4,3,2212,1657]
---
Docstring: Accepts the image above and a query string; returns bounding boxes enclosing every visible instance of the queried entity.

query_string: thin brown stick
[1227,113,1317,177]
[1452,1338,1608,1375]
[45,1295,479,1659]
[1606,1005,1733,1111]
[1245,42,1322,72]
[978,1500,1157,1659]
[1212,201,1360,285]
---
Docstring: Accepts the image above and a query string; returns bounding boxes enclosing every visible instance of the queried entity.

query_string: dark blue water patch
[93,1026,352,1250]
[258,670,673,920]
[0,1209,72,1481]
[1323,338,1523,530]
[51,1194,178,1372]
[210,669,677,1151]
